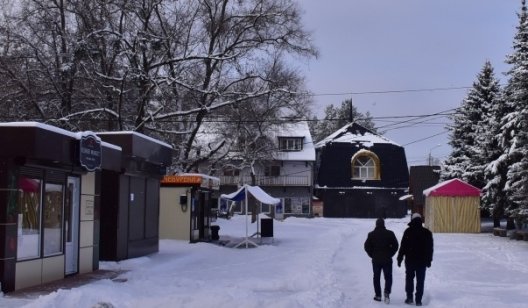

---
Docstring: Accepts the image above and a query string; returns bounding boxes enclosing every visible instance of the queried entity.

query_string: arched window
[351,150,381,180]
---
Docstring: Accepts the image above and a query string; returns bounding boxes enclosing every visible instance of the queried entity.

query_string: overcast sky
[297,0,520,166]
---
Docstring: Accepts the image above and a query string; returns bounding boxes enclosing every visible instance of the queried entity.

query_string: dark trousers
[405,263,427,302]
[372,261,393,296]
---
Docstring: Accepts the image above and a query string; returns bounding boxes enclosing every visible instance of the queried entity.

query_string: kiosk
[160,174,220,242]
[0,122,121,292]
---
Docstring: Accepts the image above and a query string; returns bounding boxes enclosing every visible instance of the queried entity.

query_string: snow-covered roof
[97,131,173,149]
[315,122,399,148]
[271,121,315,161]
[423,178,481,197]
[0,121,79,139]
[0,122,122,151]
[194,120,315,162]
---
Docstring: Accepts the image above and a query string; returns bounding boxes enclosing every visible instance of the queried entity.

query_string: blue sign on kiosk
[80,134,102,171]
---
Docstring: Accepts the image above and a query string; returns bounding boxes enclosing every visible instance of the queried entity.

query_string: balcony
[219,175,312,186]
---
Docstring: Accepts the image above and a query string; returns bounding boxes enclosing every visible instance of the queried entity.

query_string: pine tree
[476,64,508,227]
[500,0,528,226]
[441,61,500,189]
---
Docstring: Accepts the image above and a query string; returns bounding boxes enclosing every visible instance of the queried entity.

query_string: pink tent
[423,178,480,197]
[423,179,481,233]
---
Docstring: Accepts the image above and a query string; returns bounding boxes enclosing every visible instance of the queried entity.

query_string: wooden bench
[493,228,507,237]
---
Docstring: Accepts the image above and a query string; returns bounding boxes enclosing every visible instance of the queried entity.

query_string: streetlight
[428,144,442,166]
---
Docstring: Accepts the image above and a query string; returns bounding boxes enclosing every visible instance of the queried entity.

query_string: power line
[309,86,472,97]
[402,131,449,146]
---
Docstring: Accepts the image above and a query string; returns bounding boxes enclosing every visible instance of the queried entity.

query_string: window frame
[278,137,304,151]
[351,150,381,180]
[17,176,43,260]
[264,165,281,177]
[42,182,65,257]
[16,168,66,261]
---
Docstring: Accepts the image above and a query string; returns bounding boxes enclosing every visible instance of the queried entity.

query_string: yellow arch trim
[350,149,381,180]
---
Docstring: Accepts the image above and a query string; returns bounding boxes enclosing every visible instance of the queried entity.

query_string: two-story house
[198,121,315,217]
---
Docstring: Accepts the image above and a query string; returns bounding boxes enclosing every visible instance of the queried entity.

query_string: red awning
[423,178,480,197]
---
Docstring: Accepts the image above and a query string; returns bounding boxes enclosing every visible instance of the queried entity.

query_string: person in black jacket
[397,213,434,306]
[364,217,399,303]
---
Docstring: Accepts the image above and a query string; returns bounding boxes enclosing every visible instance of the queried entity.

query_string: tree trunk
[493,216,501,228]
[506,217,516,230]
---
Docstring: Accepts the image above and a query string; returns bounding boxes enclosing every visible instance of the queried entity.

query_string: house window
[265,165,280,177]
[279,137,303,151]
[223,167,240,177]
[351,150,381,180]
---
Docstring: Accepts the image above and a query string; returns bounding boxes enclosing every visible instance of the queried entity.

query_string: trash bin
[210,225,220,240]
[261,218,273,238]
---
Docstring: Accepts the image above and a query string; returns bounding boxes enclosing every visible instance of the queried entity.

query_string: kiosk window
[43,183,64,256]
[17,176,42,260]
[17,171,65,260]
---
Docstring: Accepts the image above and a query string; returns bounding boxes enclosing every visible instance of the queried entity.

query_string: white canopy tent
[220,185,281,248]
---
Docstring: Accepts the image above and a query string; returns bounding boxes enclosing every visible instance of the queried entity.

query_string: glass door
[64,176,80,275]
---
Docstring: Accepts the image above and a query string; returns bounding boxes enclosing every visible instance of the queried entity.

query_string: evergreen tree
[309,98,376,142]
[441,61,500,189]
[500,0,528,225]
[474,64,507,227]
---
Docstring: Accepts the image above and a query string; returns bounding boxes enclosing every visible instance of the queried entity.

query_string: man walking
[364,218,399,304]
[397,213,434,306]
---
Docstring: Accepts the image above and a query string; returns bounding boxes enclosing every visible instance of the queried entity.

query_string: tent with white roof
[220,185,281,248]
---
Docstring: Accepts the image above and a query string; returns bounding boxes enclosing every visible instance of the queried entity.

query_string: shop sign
[80,134,102,171]
[161,175,202,185]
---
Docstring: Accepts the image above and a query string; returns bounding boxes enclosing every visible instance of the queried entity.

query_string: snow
[3,215,528,308]
[0,122,122,152]
[221,185,281,205]
[315,122,398,148]
[423,178,481,197]
[97,131,173,149]
[272,121,316,162]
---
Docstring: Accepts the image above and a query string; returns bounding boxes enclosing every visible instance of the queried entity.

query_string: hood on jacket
[408,217,423,227]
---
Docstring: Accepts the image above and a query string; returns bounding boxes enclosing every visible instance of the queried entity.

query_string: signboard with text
[80,134,102,171]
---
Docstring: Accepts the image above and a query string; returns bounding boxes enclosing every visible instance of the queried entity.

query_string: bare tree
[0,0,317,170]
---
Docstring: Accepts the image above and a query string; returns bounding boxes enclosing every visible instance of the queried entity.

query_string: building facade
[314,122,409,218]
[96,132,172,261]
[200,121,315,217]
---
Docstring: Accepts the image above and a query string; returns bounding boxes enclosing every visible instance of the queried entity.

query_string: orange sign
[161,175,202,185]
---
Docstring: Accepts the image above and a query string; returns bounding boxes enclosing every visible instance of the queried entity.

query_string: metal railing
[219,175,311,186]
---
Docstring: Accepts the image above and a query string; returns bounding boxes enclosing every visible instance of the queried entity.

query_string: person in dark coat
[397,213,434,306]
[364,217,399,303]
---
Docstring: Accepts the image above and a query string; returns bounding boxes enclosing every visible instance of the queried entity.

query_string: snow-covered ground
[2,214,528,308]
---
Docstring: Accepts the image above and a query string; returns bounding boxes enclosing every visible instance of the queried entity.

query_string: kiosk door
[65,176,80,275]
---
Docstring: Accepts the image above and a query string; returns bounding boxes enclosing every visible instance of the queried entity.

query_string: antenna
[349,98,353,123]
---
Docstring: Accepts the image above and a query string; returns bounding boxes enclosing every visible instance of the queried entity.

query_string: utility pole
[428,144,442,165]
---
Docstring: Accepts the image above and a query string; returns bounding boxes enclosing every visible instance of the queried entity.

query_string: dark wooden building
[96,132,172,261]
[314,123,409,218]
[408,165,441,217]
